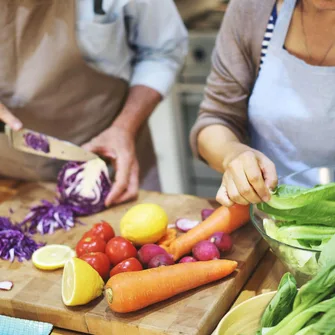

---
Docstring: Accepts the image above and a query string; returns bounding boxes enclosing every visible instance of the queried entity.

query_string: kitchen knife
[5,125,98,162]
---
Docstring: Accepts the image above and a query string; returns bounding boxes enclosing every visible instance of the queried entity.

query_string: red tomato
[82,230,105,241]
[105,237,137,266]
[109,257,143,277]
[79,252,111,279]
[89,221,115,242]
[76,236,106,257]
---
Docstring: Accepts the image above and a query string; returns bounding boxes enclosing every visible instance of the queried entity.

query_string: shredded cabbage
[20,200,77,235]
[24,132,50,153]
[0,217,44,262]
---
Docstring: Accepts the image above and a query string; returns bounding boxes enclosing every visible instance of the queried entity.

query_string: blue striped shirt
[260,4,278,68]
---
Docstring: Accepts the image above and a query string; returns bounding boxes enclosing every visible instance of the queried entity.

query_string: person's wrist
[221,142,254,172]
[110,118,137,139]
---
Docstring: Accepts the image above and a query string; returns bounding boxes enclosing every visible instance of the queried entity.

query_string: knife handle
[0,121,5,133]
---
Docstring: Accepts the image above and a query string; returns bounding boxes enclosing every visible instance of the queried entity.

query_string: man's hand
[82,126,139,206]
[0,103,22,130]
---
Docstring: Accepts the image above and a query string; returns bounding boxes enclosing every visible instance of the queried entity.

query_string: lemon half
[120,203,168,245]
[32,244,76,270]
[62,258,104,306]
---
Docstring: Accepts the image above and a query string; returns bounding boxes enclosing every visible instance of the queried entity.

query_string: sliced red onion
[0,281,13,291]
[201,209,215,221]
[175,218,200,232]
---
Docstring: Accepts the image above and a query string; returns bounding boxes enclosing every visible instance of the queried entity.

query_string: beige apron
[0,0,160,191]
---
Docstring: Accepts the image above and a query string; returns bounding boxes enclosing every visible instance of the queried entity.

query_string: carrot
[105,259,237,313]
[157,228,177,247]
[168,204,250,261]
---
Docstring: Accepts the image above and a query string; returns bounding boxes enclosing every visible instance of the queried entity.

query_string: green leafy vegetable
[258,201,335,226]
[263,263,335,335]
[318,235,335,270]
[260,273,297,328]
[295,309,335,335]
[267,183,335,210]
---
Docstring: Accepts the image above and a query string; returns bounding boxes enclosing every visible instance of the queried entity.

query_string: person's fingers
[239,152,271,202]
[112,160,139,205]
[257,152,278,191]
[228,158,262,204]
[105,152,132,206]
[0,104,22,130]
[216,178,234,207]
[224,170,249,205]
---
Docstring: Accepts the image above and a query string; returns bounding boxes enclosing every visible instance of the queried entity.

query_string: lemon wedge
[120,203,168,245]
[32,244,76,270]
[62,257,104,306]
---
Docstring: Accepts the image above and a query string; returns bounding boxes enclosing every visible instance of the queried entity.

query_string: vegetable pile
[21,158,111,235]
[0,216,44,262]
[256,262,335,335]
[257,183,335,276]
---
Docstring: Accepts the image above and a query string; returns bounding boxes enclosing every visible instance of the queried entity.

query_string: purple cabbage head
[57,159,111,216]
[23,132,50,153]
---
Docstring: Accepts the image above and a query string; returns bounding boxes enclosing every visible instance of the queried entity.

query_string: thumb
[81,140,95,152]
[257,153,278,190]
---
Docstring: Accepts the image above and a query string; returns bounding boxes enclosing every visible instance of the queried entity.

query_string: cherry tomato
[105,237,137,266]
[88,221,115,242]
[82,230,105,241]
[79,252,111,279]
[109,257,143,277]
[76,236,106,257]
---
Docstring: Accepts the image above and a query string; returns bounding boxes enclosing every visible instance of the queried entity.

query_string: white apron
[0,0,160,191]
[249,0,335,185]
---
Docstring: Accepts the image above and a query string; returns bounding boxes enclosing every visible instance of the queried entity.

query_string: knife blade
[5,125,98,162]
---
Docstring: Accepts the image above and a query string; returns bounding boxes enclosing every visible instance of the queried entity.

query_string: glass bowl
[250,165,335,286]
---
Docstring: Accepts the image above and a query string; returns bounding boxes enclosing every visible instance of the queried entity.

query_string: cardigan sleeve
[189,0,257,159]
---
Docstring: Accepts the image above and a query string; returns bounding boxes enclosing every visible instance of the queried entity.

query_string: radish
[192,240,220,261]
[209,232,233,253]
[138,244,168,266]
[0,281,13,291]
[201,208,215,221]
[148,253,174,268]
[175,218,200,232]
[179,256,197,263]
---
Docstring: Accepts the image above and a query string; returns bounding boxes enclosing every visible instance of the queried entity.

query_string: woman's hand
[82,126,139,206]
[216,142,278,207]
[0,102,22,130]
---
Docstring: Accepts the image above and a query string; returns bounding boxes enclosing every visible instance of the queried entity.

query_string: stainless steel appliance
[176,3,227,198]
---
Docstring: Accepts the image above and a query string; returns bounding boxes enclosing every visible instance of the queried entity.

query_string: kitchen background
[149,0,228,197]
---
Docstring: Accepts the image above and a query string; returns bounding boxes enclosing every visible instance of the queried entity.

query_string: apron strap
[269,0,297,52]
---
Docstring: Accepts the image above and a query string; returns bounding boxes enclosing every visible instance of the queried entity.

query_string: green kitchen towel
[0,315,53,335]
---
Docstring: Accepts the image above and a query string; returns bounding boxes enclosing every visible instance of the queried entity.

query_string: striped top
[260,4,278,67]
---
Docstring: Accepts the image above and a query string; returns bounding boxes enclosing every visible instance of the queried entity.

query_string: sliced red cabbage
[20,200,77,235]
[57,159,111,216]
[23,132,50,153]
[0,217,44,262]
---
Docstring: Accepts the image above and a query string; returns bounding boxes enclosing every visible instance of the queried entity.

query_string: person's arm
[190,0,277,207]
[83,0,188,206]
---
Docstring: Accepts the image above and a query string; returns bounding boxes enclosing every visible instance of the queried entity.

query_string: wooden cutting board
[0,182,268,335]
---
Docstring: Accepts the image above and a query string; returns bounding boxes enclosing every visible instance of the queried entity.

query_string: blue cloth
[0,315,53,335]
[248,0,335,185]
[76,0,188,97]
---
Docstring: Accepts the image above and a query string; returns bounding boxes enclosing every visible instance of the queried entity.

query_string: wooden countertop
[0,180,287,335]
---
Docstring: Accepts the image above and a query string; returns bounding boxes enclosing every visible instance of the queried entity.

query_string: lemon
[62,258,104,306]
[32,244,76,270]
[120,203,168,245]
